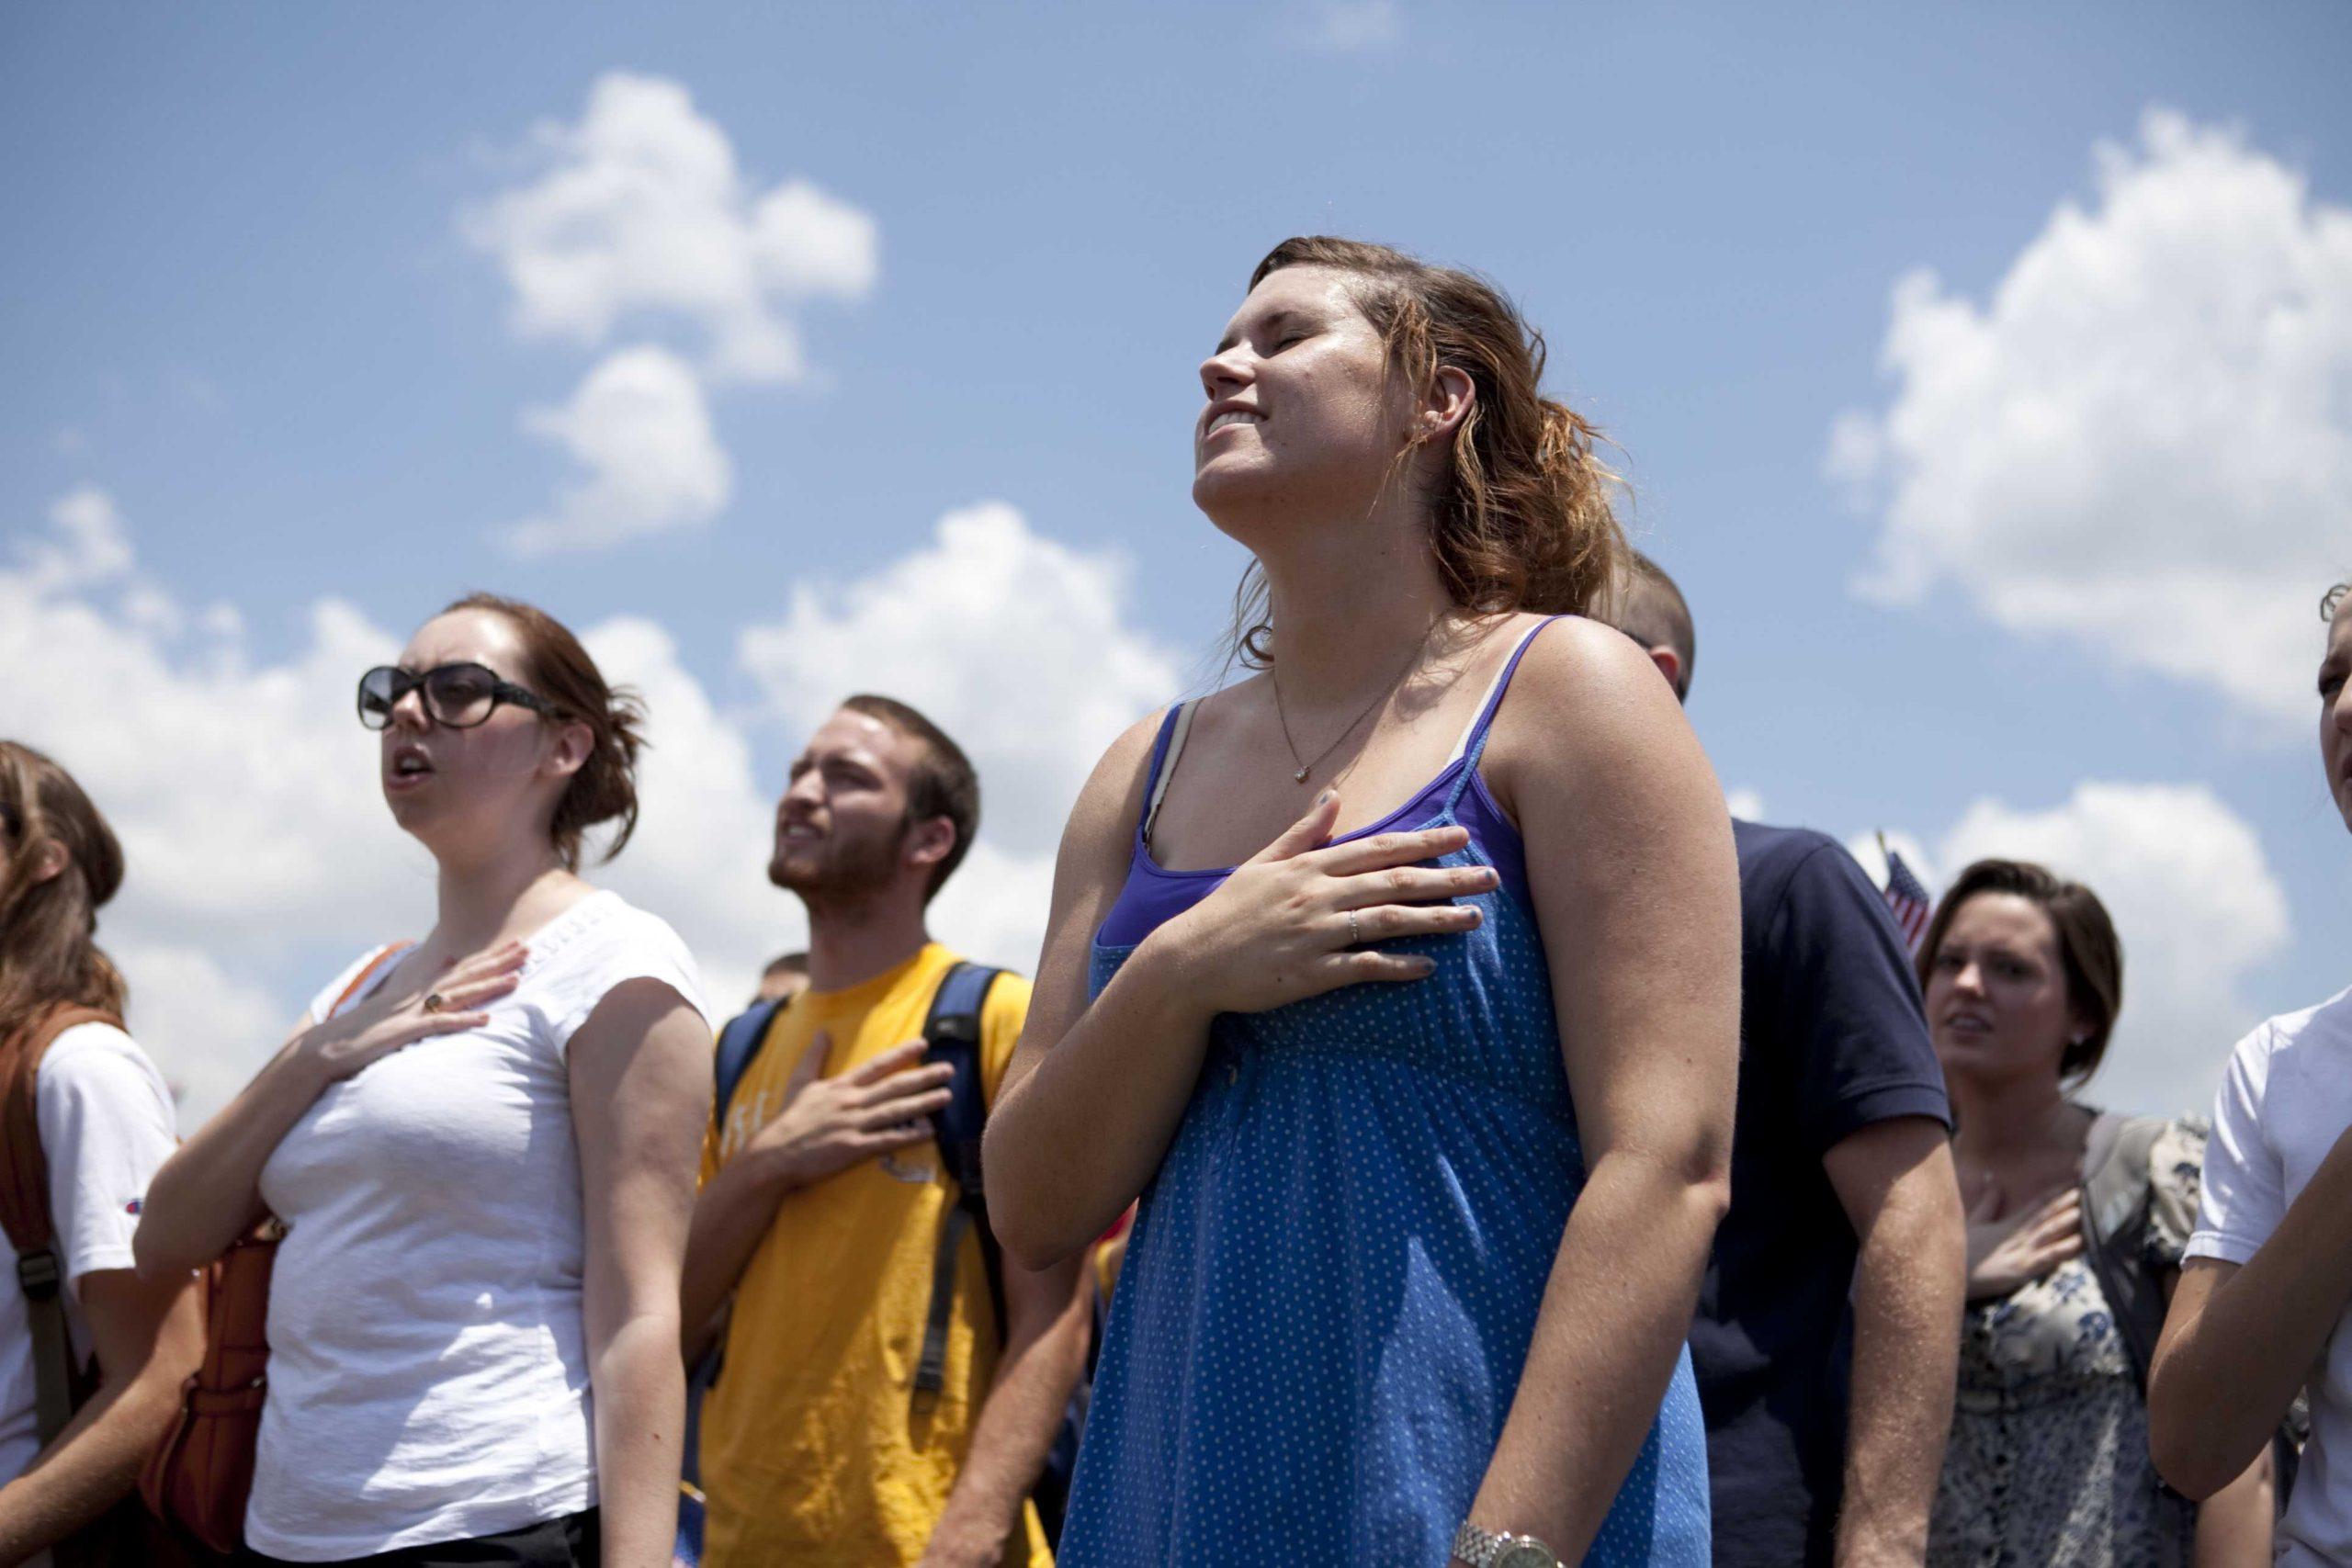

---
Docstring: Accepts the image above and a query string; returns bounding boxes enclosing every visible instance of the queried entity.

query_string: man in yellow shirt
[681,695,1091,1567]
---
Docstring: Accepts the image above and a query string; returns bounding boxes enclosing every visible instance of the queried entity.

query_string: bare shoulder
[1490,615,1686,761]
[1505,614,1668,715]
[1060,707,1172,863]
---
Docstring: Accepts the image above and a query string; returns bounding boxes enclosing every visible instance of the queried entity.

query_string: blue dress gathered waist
[1059,618,1711,1566]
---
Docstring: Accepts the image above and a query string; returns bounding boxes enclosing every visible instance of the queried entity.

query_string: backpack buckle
[15,1248,60,1302]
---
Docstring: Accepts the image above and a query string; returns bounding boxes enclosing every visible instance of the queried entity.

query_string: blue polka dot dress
[1059,620,1711,1565]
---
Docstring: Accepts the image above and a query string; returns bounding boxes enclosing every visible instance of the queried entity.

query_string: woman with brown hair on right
[1919,858,2273,1565]
[0,743,203,1565]
[984,237,1738,1566]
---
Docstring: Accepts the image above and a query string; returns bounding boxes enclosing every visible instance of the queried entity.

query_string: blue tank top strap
[1443,615,1566,811]
[1135,703,1189,846]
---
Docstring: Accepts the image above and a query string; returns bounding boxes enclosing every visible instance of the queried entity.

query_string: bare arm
[0,1268,203,1561]
[679,1037,953,1359]
[2150,1125,2352,1497]
[922,1253,1093,1568]
[2144,1266,2274,1564]
[983,715,1196,1266]
[1459,622,1740,1560]
[137,943,526,1279]
[132,1016,317,1277]
[571,980,712,1568]
[988,716,1494,1268]
[1823,1117,1964,1566]
[2192,1444,2274,1566]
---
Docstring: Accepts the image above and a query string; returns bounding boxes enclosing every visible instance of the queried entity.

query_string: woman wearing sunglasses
[137,593,713,1568]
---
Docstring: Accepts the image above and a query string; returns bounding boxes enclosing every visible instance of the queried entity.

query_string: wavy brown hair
[1227,236,1626,663]
[0,743,128,1054]
[443,592,646,872]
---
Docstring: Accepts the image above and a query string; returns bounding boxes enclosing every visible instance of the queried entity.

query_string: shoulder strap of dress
[1444,617,1566,799]
[1139,701,1198,850]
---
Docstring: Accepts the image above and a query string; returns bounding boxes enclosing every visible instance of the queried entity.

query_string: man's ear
[1646,645,1686,704]
[904,817,957,877]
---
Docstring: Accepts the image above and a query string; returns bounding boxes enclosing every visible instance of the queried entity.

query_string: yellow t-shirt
[698,943,1050,1568]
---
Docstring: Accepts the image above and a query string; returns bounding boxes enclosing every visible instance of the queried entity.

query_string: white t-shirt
[243,890,709,1561]
[2187,983,2352,1567]
[0,1022,178,1486]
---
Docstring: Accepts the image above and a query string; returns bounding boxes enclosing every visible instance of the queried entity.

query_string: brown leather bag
[137,1215,280,1553]
[139,942,410,1554]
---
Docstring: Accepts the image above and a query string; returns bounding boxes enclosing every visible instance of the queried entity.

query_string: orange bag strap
[0,1003,127,1445]
[328,943,414,1020]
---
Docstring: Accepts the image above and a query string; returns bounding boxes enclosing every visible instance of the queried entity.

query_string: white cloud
[503,345,732,557]
[740,502,1184,855]
[5,506,422,1120]
[577,615,791,1010]
[15,487,133,593]
[107,939,289,1116]
[3,493,794,1121]
[8,486,1189,1118]
[1874,782,2288,1118]
[8,491,1182,1119]
[1724,785,1766,821]
[739,502,1185,966]
[1835,108,2352,728]
[466,72,878,386]
[1294,0,1403,51]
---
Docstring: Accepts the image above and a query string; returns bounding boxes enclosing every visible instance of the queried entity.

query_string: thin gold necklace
[1268,622,1438,785]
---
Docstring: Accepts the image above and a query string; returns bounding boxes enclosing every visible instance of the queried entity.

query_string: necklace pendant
[1294,766,1310,783]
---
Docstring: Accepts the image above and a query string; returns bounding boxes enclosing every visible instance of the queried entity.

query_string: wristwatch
[1451,1522,1563,1568]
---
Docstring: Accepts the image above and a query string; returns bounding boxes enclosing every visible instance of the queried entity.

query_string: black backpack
[698,963,1092,1545]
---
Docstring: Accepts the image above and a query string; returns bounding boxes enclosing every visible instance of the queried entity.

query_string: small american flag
[1880,840,1934,954]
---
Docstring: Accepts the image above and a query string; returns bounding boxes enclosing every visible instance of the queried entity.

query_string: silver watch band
[1451,1521,1564,1568]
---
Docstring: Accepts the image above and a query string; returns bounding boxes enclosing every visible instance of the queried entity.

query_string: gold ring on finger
[423,992,447,1013]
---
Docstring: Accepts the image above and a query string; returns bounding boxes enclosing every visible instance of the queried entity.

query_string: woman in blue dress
[984,237,1740,1566]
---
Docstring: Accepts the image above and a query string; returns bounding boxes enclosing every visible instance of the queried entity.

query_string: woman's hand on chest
[1963,1177,2085,1301]
[299,941,529,1089]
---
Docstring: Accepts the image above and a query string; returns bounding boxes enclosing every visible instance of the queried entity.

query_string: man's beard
[768,823,905,908]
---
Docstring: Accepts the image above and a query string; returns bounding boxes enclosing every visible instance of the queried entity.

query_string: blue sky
[6,1,2349,1117]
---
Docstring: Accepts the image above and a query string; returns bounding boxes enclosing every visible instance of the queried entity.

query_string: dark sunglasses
[356,662,556,731]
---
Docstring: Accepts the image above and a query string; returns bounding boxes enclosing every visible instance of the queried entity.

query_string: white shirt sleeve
[544,908,711,1055]
[2186,1019,2285,1266]
[33,1025,179,1295]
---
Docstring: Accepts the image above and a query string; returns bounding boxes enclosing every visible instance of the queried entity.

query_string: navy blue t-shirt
[1695,821,1952,1566]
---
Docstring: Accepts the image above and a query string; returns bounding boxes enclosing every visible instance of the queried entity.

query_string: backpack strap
[912,962,1006,1406]
[0,1004,128,1446]
[2078,1115,2171,1393]
[714,997,786,1124]
[682,995,790,1415]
